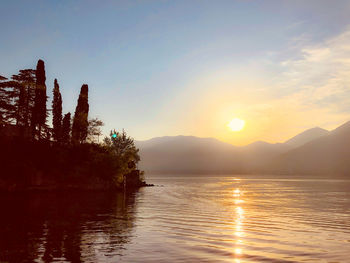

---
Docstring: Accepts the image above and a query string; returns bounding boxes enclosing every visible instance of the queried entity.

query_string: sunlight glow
[236,207,244,215]
[233,188,241,197]
[235,231,243,237]
[235,199,244,204]
[228,118,245,132]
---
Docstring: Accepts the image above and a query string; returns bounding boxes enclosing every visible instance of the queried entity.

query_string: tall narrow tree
[52,79,63,142]
[31,59,47,139]
[72,84,89,144]
[62,112,71,144]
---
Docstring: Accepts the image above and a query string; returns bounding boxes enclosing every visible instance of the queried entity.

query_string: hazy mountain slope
[136,136,244,173]
[240,141,292,172]
[136,136,290,173]
[284,127,329,148]
[136,123,349,175]
[243,141,291,155]
[274,121,350,175]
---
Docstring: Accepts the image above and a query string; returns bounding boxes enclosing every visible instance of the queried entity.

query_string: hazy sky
[1,0,350,145]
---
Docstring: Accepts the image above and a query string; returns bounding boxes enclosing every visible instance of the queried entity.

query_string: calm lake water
[1,176,350,262]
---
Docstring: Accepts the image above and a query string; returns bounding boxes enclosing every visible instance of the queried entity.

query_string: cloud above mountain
[279,29,350,113]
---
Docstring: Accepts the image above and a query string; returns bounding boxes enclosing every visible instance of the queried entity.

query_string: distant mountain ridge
[136,122,350,176]
[273,121,350,175]
[284,127,329,148]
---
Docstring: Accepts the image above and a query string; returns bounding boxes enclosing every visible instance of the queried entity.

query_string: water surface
[1,176,350,262]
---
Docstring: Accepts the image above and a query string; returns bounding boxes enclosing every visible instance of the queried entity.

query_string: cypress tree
[52,79,63,142]
[32,59,47,139]
[72,84,89,144]
[62,112,71,144]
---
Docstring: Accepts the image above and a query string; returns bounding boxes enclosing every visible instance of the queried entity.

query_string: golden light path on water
[233,186,244,262]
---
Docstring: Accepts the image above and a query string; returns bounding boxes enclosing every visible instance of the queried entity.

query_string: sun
[228,118,245,132]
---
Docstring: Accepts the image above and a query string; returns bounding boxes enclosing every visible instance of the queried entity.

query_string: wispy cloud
[278,29,350,114]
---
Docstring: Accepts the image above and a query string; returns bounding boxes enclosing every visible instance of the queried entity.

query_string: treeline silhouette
[0,59,142,191]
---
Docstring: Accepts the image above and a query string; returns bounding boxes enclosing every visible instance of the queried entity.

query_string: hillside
[136,123,348,175]
[136,136,243,173]
[273,121,350,175]
[284,127,329,148]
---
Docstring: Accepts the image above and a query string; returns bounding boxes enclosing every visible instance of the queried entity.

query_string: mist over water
[1,176,350,262]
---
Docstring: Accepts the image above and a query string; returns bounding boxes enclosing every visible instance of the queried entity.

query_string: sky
[1,0,350,145]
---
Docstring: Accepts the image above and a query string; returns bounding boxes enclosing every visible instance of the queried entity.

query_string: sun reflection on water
[236,206,244,216]
[235,199,244,204]
[233,188,244,260]
[235,248,242,254]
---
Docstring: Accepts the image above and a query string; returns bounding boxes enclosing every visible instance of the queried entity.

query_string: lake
[1,176,350,262]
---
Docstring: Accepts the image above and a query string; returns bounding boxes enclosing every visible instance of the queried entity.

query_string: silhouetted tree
[0,76,20,125]
[52,79,63,142]
[103,129,140,181]
[62,112,71,144]
[105,129,140,158]
[0,70,36,131]
[11,69,36,129]
[31,59,47,139]
[87,117,104,143]
[72,84,89,144]
[0,75,9,125]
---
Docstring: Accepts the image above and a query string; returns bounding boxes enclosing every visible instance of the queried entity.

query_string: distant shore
[143,171,349,179]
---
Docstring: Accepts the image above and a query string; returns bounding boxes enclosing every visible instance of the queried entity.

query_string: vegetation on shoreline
[0,59,144,191]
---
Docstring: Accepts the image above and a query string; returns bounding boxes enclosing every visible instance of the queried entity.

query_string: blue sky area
[1,0,350,145]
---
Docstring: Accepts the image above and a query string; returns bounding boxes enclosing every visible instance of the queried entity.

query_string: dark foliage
[87,117,104,143]
[0,70,36,130]
[62,112,71,144]
[52,79,63,142]
[103,130,140,180]
[0,76,12,125]
[0,136,122,190]
[32,60,47,139]
[0,79,20,125]
[72,84,89,144]
[12,69,36,130]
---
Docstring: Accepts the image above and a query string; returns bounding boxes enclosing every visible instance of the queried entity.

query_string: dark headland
[0,59,151,192]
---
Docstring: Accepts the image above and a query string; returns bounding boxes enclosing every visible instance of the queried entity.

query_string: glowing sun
[228,118,245,132]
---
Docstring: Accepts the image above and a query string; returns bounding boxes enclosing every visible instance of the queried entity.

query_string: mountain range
[135,121,350,176]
